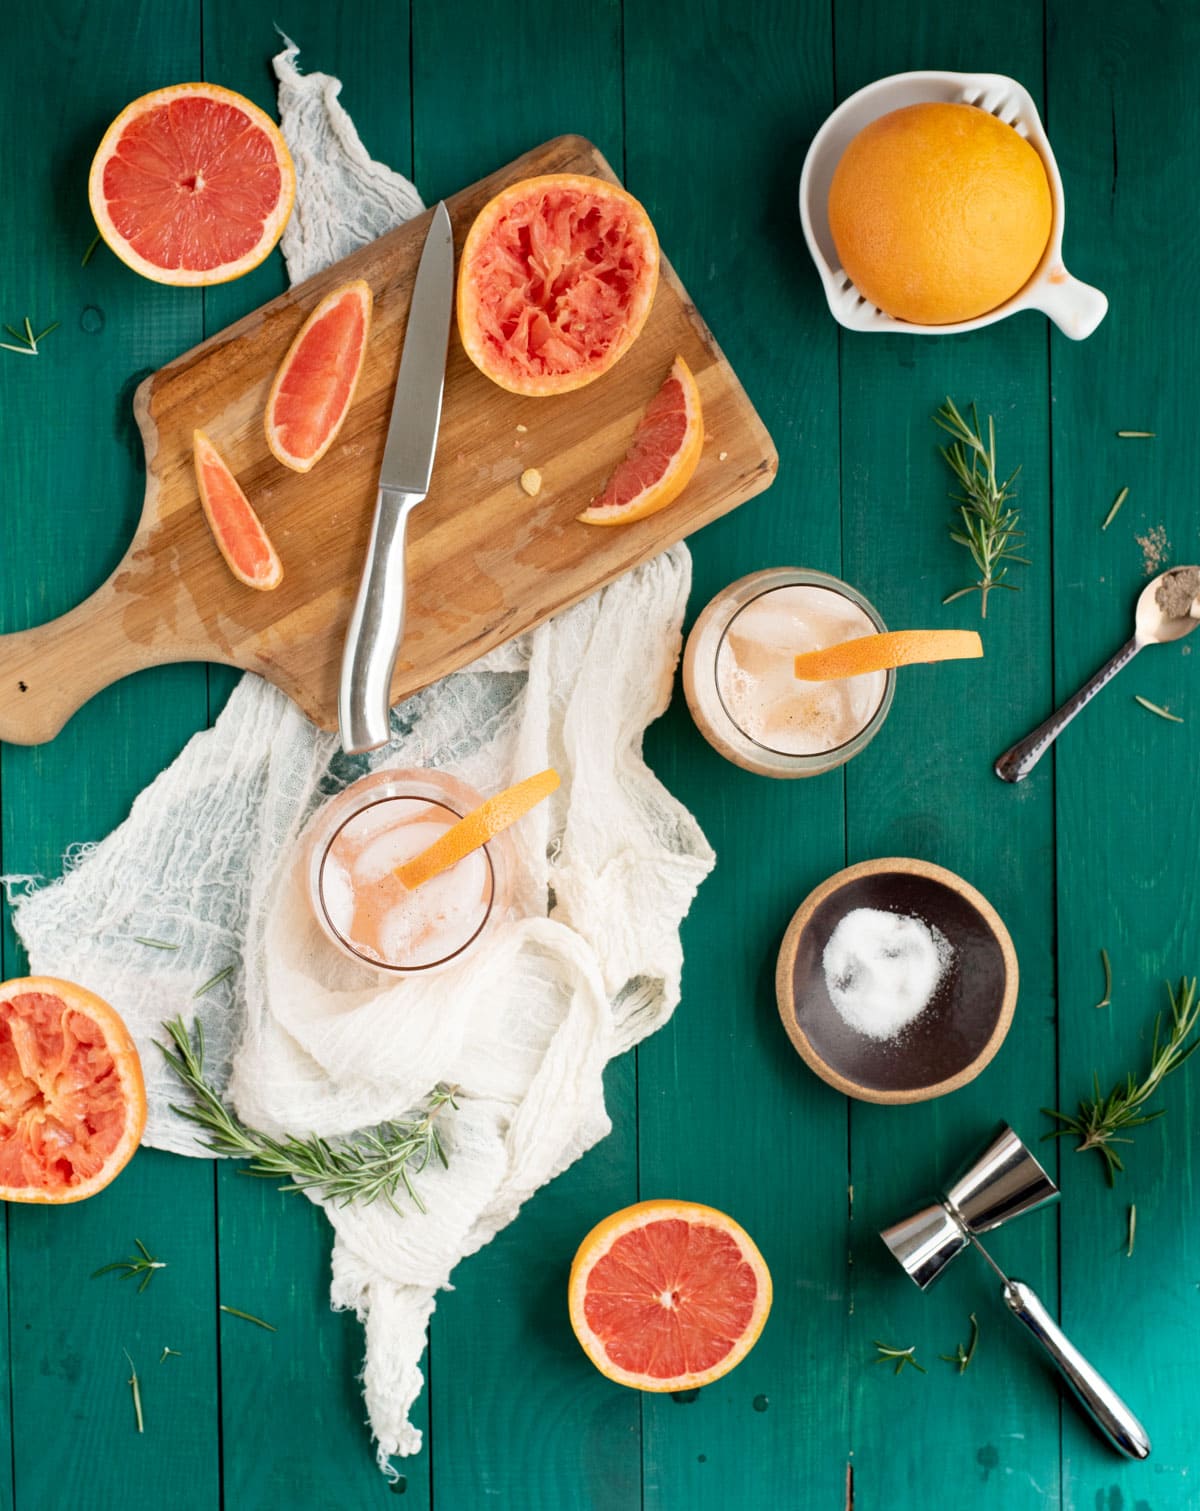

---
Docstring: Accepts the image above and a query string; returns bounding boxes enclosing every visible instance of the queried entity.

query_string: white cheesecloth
[5,39,715,1473]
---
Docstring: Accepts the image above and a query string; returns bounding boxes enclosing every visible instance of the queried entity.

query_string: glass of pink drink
[304,769,513,973]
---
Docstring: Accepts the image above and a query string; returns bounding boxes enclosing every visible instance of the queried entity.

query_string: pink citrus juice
[305,770,509,973]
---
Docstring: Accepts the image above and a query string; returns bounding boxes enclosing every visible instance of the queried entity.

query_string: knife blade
[338,201,455,754]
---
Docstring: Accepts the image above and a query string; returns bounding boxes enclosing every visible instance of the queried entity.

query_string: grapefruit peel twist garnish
[394,768,560,891]
[793,629,983,681]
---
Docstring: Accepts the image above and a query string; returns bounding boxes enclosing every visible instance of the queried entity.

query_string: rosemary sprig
[1126,1204,1137,1258]
[935,398,1027,618]
[135,937,180,951]
[1095,948,1112,1010]
[82,232,102,267]
[158,1016,455,1213]
[1,315,59,356]
[1043,976,1200,1183]
[92,1238,166,1294]
[871,1340,926,1376]
[939,1313,979,1374]
[193,963,235,997]
[1134,695,1183,723]
[1101,486,1129,531]
[124,1351,144,1433]
[220,1304,275,1332]
[1117,430,1155,439]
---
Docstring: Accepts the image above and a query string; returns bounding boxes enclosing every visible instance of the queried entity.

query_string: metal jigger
[880,1124,1151,1460]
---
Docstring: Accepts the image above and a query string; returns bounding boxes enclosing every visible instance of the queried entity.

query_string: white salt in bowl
[799,70,1108,340]
[775,857,1017,1104]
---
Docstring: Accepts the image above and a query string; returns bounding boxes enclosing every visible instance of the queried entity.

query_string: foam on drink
[319,796,492,970]
[715,585,886,755]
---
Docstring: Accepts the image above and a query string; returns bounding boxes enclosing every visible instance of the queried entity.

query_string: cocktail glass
[682,568,895,778]
[304,768,513,973]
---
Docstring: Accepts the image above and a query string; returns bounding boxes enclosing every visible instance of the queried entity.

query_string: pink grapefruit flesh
[88,83,295,286]
[192,430,283,591]
[578,355,704,525]
[457,172,660,396]
[265,280,373,473]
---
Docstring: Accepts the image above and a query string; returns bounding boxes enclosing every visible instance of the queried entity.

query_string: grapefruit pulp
[88,83,295,286]
[265,280,374,473]
[0,977,146,1204]
[568,1199,772,1391]
[457,172,659,396]
[578,356,703,525]
[193,431,284,591]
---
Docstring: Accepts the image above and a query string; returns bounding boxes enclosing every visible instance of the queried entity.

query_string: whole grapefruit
[827,102,1053,324]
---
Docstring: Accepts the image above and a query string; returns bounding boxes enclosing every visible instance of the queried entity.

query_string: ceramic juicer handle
[1025,272,1109,341]
[1004,1279,1151,1459]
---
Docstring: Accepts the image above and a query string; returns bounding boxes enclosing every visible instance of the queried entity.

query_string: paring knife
[338,201,455,754]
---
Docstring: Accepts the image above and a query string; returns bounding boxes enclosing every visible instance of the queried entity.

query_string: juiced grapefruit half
[457,172,659,396]
[193,430,283,591]
[568,1199,772,1391]
[88,83,295,286]
[578,356,703,526]
[0,977,146,1204]
[265,280,374,473]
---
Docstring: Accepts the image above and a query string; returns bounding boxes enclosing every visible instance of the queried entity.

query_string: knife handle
[338,487,420,754]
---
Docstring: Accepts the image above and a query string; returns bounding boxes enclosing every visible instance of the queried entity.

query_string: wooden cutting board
[0,135,777,747]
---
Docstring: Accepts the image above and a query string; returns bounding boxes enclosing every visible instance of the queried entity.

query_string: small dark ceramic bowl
[775,858,1018,1104]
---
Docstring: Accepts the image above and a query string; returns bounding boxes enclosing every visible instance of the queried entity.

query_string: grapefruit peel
[265,280,374,474]
[88,83,295,287]
[0,976,147,1205]
[793,629,984,681]
[394,769,560,891]
[192,431,284,591]
[578,355,703,527]
[568,1199,772,1392]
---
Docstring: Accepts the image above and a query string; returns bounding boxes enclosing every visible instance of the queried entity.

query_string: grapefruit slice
[88,83,295,286]
[193,430,283,591]
[395,769,560,890]
[568,1199,772,1391]
[793,629,984,681]
[578,356,704,526]
[457,173,660,396]
[265,280,374,473]
[0,977,146,1204]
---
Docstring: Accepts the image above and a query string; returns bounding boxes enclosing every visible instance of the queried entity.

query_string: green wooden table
[2,1,1196,1505]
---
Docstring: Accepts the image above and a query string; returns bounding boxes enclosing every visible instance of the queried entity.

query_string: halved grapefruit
[0,977,147,1204]
[193,430,283,591]
[578,356,703,526]
[457,172,659,396]
[88,83,295,286]
[568,1199,772,1391]
[265,280,374,473]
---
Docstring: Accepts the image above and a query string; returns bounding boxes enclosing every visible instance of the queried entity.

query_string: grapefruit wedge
[458,173,659,396]
[578,356,704,526]
[793,629,984,681]
[568,1199,772,1391]
[0,977,146,1205]
[265,280,374,473]
[88,83,294,286]
[193,431,283,591]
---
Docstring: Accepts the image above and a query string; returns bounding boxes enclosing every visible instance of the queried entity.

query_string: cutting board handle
[0,581,171,746]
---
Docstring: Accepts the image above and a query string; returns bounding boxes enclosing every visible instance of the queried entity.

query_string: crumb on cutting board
[718,450,728,461]
[520,468,542,497]
[515,423,527,433]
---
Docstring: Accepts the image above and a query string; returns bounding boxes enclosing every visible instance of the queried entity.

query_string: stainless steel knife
[338,200,454,754]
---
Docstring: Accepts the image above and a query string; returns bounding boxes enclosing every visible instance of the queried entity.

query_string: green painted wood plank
[198,7,432,1501]
[0,5,220,1507]
[833,5,1062,1506]
[409,4,640,1506]
[626,5,850,1506]
[1046,3,1200,1505]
